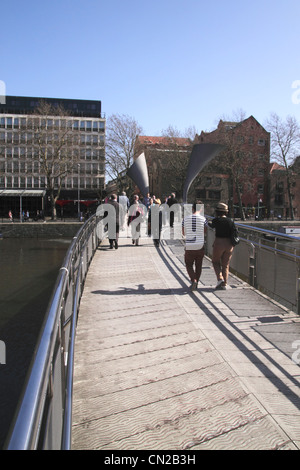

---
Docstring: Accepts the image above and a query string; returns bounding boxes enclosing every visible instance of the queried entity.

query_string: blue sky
[1,0,300,135]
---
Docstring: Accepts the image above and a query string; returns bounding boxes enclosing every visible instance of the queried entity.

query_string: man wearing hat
[209,202,237,289]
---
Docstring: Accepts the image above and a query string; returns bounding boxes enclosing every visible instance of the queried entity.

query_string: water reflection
[0,238,71,448]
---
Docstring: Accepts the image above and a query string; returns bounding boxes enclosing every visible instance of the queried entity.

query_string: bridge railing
[6,214,102,450]
[206,220,300,314]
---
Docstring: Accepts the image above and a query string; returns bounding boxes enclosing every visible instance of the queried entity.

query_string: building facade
[195,116,271,217]
[269,158,300,219]
[0,96,105,218]
[134,136,192,199]
[134,117,271,217]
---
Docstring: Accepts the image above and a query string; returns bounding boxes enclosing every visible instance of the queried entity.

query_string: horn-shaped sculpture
[183,143,224,203]
[127,152,149,198]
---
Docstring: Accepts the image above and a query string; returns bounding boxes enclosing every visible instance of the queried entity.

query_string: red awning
[55,200,72,206]
[80,200,98,207]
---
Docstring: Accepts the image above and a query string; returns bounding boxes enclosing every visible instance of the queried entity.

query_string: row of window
[0,132,105,146]
[0,146,104,160]
[1,161,104,174]
[197,183,264,199]
[0,117,105,132]
[0,175,104,189]
[237,136,267,146]
[198,167,265,187]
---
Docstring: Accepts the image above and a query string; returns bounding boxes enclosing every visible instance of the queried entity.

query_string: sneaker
[220,282,227,290]
[215,279,224,290]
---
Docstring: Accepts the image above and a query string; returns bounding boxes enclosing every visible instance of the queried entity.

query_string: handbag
[231,225,240,246]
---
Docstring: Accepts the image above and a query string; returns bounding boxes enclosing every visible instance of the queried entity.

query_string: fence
[206,221,300,314]
[6,214,101,450]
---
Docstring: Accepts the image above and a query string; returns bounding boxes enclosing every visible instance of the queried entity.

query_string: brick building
[195,116,270,217]
[135,117,271,217]
[134,135,192,199]
[269,157,300,219]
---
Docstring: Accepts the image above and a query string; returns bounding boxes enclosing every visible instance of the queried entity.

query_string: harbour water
[0,237,71,448]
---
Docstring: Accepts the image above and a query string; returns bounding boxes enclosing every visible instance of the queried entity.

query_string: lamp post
[78,163,80,221]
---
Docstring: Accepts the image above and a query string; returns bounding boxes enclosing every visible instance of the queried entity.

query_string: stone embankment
[0,221,83,238]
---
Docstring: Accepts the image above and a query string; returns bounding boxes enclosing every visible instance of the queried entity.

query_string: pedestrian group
[103,192,238,292]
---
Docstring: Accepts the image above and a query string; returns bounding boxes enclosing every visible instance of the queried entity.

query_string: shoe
[220,282,227,290]
[215,279,224,290]
[190,281,197,291]
[114,241,118,249]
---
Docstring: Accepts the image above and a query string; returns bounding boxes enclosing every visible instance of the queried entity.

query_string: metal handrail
[206,218,300,314]
[5,214,101,450]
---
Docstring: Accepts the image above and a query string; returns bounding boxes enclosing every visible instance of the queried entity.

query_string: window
[196,189,206,199]
[208,190,221,199]
[257,184,264,193]
[258,139,265,146]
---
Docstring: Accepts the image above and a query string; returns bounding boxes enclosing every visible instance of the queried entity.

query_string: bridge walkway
[71,232,300,450]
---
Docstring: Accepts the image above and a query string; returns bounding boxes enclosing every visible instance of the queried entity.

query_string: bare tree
[160,125,194,198]
[266,113,300,220]
[29,101,79,219]
[106,113,143,192]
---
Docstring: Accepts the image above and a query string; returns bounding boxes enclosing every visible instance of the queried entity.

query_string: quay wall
[1,219,299,239]
[0,222,83,238]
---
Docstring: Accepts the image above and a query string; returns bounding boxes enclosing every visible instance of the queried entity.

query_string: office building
[0,96,105,218]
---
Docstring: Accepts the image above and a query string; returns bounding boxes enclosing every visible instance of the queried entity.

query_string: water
[0,237,71,448]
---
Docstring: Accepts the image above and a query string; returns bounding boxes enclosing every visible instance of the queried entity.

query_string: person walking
[209,202,237,290]
[118,191,130,230]
[107,194,120,249]
[148,198,162,247]
[167,193,178,228]
[128,195,143,245]
[182,201,207,291]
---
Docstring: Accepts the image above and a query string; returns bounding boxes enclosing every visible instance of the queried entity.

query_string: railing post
[249,243,256,288]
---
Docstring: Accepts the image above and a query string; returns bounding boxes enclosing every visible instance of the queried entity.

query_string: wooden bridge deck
[71,233,300,450]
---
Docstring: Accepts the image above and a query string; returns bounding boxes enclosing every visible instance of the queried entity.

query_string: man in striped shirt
[182,201,207,291]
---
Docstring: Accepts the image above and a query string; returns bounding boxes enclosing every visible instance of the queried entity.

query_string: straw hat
[216,202,228,212]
